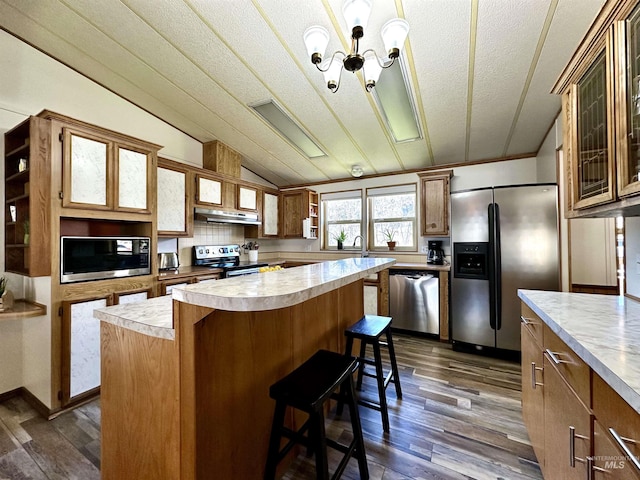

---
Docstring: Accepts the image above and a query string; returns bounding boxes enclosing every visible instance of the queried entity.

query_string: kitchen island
[518,290,640,478]
[95,257,395,480]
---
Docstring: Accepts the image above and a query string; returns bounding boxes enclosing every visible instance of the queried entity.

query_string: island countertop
[172,257,395,312]
[95,257,395,337]
[518,289,640,414]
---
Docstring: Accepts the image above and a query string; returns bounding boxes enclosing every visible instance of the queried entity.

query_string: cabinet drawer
[593,373,640,475]
[520,303,544,347]
[543,324,590,407]
[593,419,640,480]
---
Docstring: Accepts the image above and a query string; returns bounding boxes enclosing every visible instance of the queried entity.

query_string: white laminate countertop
[95,258,396,338]
[172,257,396,311]
[94,295,175,340]
[518,289,640,414]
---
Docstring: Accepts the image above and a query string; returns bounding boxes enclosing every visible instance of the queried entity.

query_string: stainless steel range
[192,244,268,277]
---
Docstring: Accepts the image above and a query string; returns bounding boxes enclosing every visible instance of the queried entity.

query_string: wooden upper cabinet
[418,170,452,236]
[195,173,236,210]
[281,188,317,239]
[617,4,640,198]
[4,116,51,277]
[568,30,616,210]
[157,158,193,237]
[244,189,280,239]
[203,140,241,178]
[61,124,157,215]
[262,191,280,237]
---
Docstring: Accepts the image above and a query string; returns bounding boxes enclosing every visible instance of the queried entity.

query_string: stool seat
[269,350,357,412]
[342,315,402,433]
[344,314,392,339]
[264,349,369,480]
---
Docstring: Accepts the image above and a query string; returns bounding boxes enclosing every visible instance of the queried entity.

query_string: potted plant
[382,228,397,251]
[23,218,29,245]
[0,277,13,310]
[332,229,347,250]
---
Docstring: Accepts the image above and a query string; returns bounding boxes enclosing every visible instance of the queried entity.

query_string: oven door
[225,267,262,278]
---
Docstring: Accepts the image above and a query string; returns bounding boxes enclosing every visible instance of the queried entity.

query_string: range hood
[194,207,261,226]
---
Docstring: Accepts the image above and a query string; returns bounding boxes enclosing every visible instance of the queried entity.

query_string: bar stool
[343,315,402,433]
[264,349,369,480]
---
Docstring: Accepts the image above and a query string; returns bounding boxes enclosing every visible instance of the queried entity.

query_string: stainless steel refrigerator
[450,184,559,352]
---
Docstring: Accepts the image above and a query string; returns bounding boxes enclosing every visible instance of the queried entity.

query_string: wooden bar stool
[342,315,402,433]
[264,349,369,480]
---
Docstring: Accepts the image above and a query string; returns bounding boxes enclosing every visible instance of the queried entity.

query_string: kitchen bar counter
[97,258,395,480]
[172,257,395,311]
[518,289,640,414]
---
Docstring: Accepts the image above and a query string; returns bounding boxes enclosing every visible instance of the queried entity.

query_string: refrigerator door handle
[488,203,497,330]
[494,203,502,330]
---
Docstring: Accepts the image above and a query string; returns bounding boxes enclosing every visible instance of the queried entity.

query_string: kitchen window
[321,190,363,249]
[367,184,417,251]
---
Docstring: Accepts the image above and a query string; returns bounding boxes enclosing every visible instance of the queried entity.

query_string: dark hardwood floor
[0,335,541,479]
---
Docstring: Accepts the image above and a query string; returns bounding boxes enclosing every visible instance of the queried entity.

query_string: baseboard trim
[0,387,22,403]
[19,387,53,419]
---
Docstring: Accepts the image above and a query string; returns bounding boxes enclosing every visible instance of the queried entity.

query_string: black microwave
[60,236,151,284]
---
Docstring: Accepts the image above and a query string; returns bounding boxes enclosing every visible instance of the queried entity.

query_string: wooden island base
[101,279,365,480]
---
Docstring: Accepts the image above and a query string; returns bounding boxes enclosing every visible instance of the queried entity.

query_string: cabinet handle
[609,428,640,472]
[569,425,589,468]
[546,349,570,365]
[531,362,543,389]
[520,315,539,326]
[587,457,607,480]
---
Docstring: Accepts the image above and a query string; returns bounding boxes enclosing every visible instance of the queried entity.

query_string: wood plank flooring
[0,335,541,479]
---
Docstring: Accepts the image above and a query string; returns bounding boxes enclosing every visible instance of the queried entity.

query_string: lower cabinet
[520,301,640,480]
[61,288,152,406]
[521,323,545,466]
[543,357,592,479]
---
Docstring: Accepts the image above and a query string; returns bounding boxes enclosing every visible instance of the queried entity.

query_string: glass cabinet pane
[70,134,108,206]
[576,51,609,201]
[118,147,148,210]
[624,7,640,188]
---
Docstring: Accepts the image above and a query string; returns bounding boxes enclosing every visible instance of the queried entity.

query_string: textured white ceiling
[0,0,606,186]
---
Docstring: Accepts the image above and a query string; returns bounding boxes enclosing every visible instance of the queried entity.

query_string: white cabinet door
[364,284,378,315]
[67,297,108,400]
[198,176,222,205]
[570,218,617,286]
[118,147,148,210]
[238,186,257,211]
[263,192,279,236]
[66,131,109,207]
[116,291,150,305]
[158,166,186,232]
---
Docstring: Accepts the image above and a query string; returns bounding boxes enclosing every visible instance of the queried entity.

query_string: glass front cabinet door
[569,30,616,210]
[617,4,640,197]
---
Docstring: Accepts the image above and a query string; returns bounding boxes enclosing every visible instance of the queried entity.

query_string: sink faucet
[352,235,369,257]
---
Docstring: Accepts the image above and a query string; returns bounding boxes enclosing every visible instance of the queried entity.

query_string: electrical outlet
[305,244,312,252]
[421,245,429,253]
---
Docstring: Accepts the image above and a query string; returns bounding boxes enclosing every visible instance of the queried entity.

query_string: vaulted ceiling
[0,0,606,186]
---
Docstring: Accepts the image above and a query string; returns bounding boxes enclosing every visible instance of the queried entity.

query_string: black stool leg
[372,341,390,432]
[264,400,287,480]
[310,410,330,480]
[356,340,367,391]
[345,374,370,479]
[336,336,355,415]
[385,329,402,399]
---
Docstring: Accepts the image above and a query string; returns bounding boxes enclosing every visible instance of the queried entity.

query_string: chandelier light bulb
[303,26,330,64]
[342,0,372,33]
[381,18,410,59]
[363,51,383,91]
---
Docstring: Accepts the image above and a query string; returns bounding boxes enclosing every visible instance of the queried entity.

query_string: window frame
[320,189,364,250]
[366,183,418,252]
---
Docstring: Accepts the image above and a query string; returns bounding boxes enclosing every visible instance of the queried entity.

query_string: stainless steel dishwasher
[389,270,439,335]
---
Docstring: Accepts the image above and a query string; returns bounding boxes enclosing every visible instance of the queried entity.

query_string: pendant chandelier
[303,0,409,93]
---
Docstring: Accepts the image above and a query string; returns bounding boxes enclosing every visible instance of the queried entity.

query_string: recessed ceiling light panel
[371,56,422,143]
[250,100,326,158]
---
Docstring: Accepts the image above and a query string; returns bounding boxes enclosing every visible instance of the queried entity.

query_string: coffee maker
[427,240,445,265]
